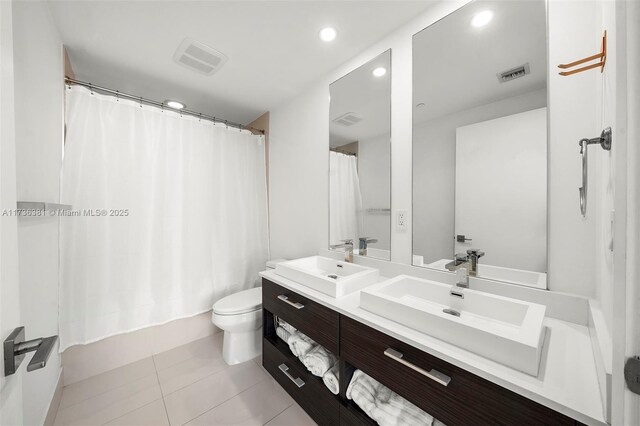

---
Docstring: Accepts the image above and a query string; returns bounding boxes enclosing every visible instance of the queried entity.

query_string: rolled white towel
[346,369,436,426]
[301,345,337,377]
[346,369,378,400]
[322,363,340,395]
[275,326,291,342]
[287,330,316,358]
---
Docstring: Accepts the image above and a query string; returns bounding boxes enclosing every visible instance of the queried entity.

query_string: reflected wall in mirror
[329,50,391,261]
[412,1,548,288]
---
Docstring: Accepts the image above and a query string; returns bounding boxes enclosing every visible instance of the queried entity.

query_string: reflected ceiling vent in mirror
[173,38,228,76]
[497,63,531,83]
[332,112,363,127]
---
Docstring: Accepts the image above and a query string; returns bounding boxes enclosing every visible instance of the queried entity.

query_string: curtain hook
[116,90,119,102]
[198,113,202,122]
[139,97,143,108]
[89,83,94,95]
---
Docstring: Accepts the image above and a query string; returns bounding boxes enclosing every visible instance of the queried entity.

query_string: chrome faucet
[445,248,485,288]
[445,253,471,287]
[466,248,485,276]
[330,239,354,262]
[358,237,378,256]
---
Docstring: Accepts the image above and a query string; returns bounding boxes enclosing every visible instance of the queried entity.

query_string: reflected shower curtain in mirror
[59,86,269,350]
[329,151,363,246]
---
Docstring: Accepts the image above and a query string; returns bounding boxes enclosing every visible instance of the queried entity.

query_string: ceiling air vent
[332,112,363,127]
[173,38,228,76]
[497,63,530,83]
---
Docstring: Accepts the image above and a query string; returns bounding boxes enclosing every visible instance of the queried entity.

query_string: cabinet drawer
[262,278,339,353]
[263,338,339,426]
[340,316,574,426]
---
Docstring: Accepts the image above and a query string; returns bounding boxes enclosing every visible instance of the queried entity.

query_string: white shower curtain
[59,86,269,350]
[329,151,362,246]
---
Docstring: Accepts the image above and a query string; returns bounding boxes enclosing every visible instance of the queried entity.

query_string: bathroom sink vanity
[260,267,603,426]
[360,275,547,375]
[275,256,379,297]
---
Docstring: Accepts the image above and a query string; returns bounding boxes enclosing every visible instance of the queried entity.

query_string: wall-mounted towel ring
[579,127,612,217]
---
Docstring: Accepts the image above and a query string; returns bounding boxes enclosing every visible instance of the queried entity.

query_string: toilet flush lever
[4,326,58,376]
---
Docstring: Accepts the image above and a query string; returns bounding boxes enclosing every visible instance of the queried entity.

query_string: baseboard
[43,368,63,426]
[62,311,219,385]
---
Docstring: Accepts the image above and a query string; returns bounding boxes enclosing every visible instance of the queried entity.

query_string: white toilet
[211,260,284,365]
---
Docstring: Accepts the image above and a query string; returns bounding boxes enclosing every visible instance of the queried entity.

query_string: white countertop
[260,270,607,426]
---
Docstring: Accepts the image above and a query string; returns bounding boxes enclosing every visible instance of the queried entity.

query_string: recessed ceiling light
[319,27,337,42]
[416,103,426,108]
[165,100,185,110]
[471,10,494,27]
[372,67,387,77]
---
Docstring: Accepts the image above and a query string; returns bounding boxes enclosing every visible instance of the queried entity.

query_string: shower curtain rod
[64,77,265,135]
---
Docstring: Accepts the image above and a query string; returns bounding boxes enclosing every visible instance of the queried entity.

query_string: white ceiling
[47,0,434,125]
[413,0,547,124]
[329,50,391,147]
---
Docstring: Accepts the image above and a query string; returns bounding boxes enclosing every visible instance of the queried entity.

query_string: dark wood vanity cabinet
[262,278,339,353]
[263,336,340,425]
[261,278,579,426]
[341,316,574,426]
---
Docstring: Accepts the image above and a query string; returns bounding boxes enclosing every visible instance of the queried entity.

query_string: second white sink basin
[360,275,546,375]
[275,256,379,297]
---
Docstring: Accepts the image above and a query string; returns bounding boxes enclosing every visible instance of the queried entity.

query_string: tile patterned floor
[54,333,317,426]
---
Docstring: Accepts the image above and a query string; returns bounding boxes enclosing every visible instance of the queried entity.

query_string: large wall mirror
[412,1,548,288]
[329,50,391,260]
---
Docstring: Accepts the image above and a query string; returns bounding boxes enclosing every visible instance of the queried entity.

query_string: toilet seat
[213,287,262,315]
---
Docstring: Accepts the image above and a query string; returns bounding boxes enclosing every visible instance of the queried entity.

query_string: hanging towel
[346,369,438,426]
[301,345,337,377]
[287,330,317,358]
[322,363,340,395]
[275,326,291,343]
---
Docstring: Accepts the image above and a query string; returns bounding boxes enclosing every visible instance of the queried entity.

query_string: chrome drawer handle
[277,295,304,309]
[278,363,305,388]
[384,348,451,386]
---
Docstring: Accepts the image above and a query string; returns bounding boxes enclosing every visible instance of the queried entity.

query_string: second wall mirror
[412,1,548,288]
[329,50,391,260]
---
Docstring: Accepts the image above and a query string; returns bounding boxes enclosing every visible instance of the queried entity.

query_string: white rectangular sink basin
[426,258,547,289]
[360,275,546,375]
[275,256,379,297]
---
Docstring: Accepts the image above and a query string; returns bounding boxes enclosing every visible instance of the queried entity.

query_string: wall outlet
[396,210,408,232]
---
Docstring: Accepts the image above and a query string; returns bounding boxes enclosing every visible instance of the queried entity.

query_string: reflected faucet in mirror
[330,239,354,263]
[358,237,378,256]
